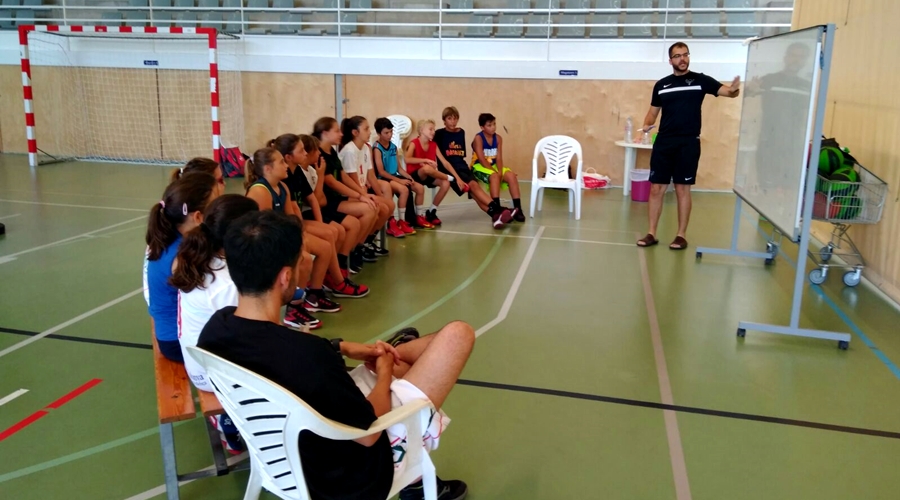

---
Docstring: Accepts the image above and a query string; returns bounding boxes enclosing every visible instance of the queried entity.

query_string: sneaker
[415,215,435,230]
[362,245,378,262]
[284,304,321,330]
[398,219,416,235]
[350,249,364,273]
[290,287,306,305]
[491,208,512,229]
[510,207,525,223]
[386,218,405,238]
[386,327,420,347]
[304,290,342,313]
[371,243,389,256]
[208,415,245,456]
[399,477,468,500]
[425,209,442,226]
[329,278,370,298]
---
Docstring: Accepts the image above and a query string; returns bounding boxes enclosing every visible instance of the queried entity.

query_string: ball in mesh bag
[828,166,860,197]
[837,195,863,220]
[818,146,845,176]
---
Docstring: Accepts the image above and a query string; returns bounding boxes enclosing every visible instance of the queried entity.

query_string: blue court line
[738,211,900,382]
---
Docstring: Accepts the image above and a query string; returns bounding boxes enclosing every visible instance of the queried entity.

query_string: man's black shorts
[649,137,701,185]
[438,163,475,196]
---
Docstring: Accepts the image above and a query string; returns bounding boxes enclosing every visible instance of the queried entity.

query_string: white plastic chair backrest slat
[532,135,582,183]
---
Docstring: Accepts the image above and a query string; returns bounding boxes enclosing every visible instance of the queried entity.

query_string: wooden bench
[152,323,246,500]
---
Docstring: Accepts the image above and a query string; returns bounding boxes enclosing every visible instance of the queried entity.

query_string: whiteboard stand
[697,24,851,350]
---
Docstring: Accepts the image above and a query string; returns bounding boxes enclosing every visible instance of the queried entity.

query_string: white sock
[429,204,438,212]
[417,206,426,216]
[447,175,454,183]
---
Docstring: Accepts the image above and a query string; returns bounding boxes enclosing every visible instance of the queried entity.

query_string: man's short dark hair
[373,117,393,134]
[478,113,496,127]
[224,211,303,296]
[668,41,689,58]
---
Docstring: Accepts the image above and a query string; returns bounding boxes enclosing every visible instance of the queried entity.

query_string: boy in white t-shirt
[338,116,394,257]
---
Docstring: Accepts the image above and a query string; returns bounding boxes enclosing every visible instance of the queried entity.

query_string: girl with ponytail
[244,145,368,332]
[313,116,379,272]
[144,172,221,362]
[270,134,370,303]
[170,194,260,391]
[170,157,226,187]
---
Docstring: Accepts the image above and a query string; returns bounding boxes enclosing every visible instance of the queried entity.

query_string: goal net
[21,26,244,167]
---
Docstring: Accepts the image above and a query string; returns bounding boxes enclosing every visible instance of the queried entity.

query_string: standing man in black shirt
[197,210,472,500]
[636,42,741,250]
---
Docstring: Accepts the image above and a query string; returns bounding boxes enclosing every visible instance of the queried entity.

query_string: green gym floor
[1,154,900,500]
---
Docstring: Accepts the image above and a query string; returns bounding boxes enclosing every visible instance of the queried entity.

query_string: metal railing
[0,1,793,39]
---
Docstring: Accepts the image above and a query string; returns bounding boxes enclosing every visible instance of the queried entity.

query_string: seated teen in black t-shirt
[434,106,512,230]
[197,210,474,500]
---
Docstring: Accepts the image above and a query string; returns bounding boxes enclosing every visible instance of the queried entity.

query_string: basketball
[838,195,863,220]
[813,192,841,219]
[828,166,860,196]
[818,146,845,176]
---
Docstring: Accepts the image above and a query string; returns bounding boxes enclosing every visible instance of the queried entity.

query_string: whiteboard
[732,27,823,241]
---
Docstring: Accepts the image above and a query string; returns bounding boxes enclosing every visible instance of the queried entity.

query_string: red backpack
[218,145,247,178]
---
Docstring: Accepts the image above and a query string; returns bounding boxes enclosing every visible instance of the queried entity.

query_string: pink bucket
[630,169,651,202]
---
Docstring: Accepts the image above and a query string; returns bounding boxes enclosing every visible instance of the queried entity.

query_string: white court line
[437,229,534,239]
[541,236,634,247]
[636,235,692,500]
[437,230,632,247]
[0,213,21,221]
[0,389,28,407]
[0,288,144,359]
[0,215,147,265]
[475,226,544,337]
[123,452,249,500]
[0,199,147,213]
[541,225,636,235]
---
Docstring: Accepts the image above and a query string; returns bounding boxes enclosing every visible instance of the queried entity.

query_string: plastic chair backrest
[388,114,412,151]
[187,346,361,500]
[532,135,582,182]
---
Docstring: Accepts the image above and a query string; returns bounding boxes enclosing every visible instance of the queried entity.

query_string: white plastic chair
[530,135,583,220]
[186,346,438,500]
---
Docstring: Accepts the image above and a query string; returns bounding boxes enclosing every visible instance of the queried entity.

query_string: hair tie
[179,167,184,175]
[182,203,188,216]
[158,200,165,208]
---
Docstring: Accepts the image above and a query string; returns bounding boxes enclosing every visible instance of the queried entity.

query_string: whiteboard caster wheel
[808,268,827,285]
[819,246,833,262]
[737,328,746,338]
[838,341,849,350]
[765,257,774,266]
[842,270,861,287]
[696,251,702,259]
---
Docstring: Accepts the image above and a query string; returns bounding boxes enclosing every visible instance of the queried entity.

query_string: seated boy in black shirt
[197,210,473,500]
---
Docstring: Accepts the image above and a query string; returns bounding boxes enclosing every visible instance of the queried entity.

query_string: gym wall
[793,0,900,304]
[0,67,742,190]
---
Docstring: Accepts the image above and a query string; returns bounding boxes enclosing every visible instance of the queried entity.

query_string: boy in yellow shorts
[472,113,525,222]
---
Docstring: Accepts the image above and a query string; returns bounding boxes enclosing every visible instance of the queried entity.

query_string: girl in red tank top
[404,119,465,226]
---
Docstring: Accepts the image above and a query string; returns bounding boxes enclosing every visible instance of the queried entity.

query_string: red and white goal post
[19,25,243,167]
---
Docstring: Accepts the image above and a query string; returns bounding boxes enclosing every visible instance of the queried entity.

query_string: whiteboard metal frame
[696,24,851,349]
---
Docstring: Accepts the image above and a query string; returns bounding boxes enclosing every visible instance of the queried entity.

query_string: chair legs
[529,184,540,218]
[575,186,582,220]
[568,189,573,213]
[243,468,264,500]
[422,456,438,500]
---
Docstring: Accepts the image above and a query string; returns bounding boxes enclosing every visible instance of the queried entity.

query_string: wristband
[330,338,343,354]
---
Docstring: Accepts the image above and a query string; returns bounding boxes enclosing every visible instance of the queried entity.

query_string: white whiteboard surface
[732,27,823,241]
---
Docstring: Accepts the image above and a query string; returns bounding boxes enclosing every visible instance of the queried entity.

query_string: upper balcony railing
[0,0,793,40]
